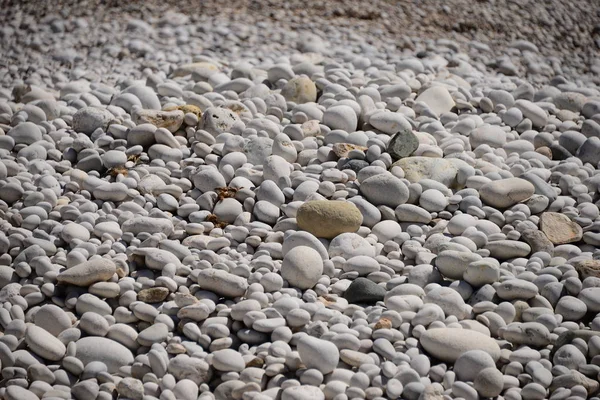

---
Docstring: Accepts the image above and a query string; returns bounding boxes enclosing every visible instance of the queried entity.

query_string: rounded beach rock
[57,258,117,286]
[281,246,324,289]
[297,335,340,374]
[479,178,535,208]
[420,328,501,362]
[296,200,363,239]
[75,336,135,373]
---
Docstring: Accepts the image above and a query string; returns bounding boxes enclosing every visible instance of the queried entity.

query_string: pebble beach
[1,1,600,400]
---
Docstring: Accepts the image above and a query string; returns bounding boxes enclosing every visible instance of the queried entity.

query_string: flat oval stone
[420,328,501,362]
[75,337,135,373]
[485,240,531,259]
[360,174,409,207]
[480,178,535,208]
[57,258,116,287]
[25,325,66,361]
[195,269,248,298]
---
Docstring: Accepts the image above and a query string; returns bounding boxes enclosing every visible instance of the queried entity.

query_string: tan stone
[165,104,202,119]
[332,143,368,158]
[296,200,363,239]
[281,76,317,104]
[535,146,552,159]
[138,287,170,303]
[133,109,184,133]
[540,212,583,244]
[171,62,219,78]
[373,318,392,330]
[573,259,600,280]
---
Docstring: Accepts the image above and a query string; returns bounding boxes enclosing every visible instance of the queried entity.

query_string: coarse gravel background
[2,0,600,85]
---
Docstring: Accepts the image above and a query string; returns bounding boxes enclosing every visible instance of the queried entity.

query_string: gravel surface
[2,1,600,400]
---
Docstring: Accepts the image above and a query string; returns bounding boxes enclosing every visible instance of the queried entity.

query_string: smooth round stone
[454,350,496,381]
[296,200,363,239]
[212,349,245,372]
[281,246,323,289]
[122,216,173,235]
[213,198,243,224]
[323,105,357,133]
[474,368,504,398]
[521,383,546,400]
[555,296,587,320]
[75,337,135,373]
[282,231,328,261]
[61,223,91,242]
[553,344,586,369]
[328,233,375,259]
[101,150,127,168]
[0,182,24,204]
[297,335,340,374]
[395,204,432,223]
[470,125,507,148]
[579,288,600,312]
[463,259,500,286]
[420,328,501,362]
[137,323,169,346]
[424,287,469,319]
[93,221,123,240]
[485,240,531,260]
[79,312,110,336]
[515,99,547,128]
[415,86,455,116]
[281,385,325,400]
[8,121,43,145]
[369,110,412,135]
[34,304,72,336]
[192,167,227,193]
[5,386,39,400]
[93,182,129,202]
[496,279,539,300]
[479,178,535,208]
[343,277,386,304]
[435,250,481,280]
[57,258,117,287]
[360,174,409,207]
[122,85,161,109]
[148,144,183,163]
[281,76,317,104]
[25,325,67,361]
[419,189,447,212]
[501,322,551,346]
[195,269,249,297]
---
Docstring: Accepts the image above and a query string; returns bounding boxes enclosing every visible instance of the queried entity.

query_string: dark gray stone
[577,137,600,165]
[344,277,386,305]
[582,101,600,119]
[341,159,369,173]
[550,143,572,161]
[582,119,600,138]
[558,130,587,154]
[386,129,419,160]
